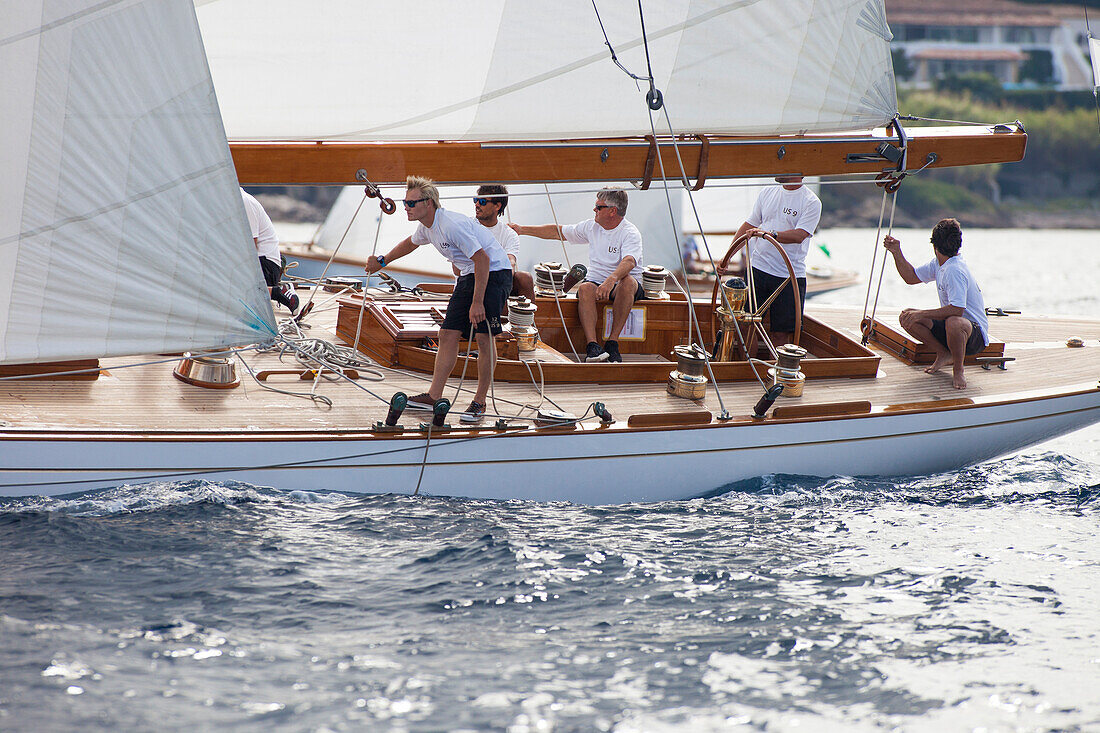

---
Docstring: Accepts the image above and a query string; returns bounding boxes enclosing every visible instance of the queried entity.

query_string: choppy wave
[3,449,1099,730]
[0,479,351,517]
[3,449,1098,519]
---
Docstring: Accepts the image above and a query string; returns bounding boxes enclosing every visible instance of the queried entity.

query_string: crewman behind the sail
[365,176,513,423]
[509,187,644,363]
[241,187,302,316]
[882,218,990,390]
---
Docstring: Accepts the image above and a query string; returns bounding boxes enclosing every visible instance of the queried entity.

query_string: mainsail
[197,0,898,141]
[0,0,275,365]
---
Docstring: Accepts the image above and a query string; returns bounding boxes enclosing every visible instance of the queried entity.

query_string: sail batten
[1,0,275,365]
[196,0,898,142]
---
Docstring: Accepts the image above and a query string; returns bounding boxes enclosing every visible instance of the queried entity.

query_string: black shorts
[751,268,806,334]
[582,279,646,302]
[930,319,986,355]
[442,269,512,336]
[259,256,282,287]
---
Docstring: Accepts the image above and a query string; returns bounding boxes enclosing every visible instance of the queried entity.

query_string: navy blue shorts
[930,319,986,355]
[259,256,282,288]
[442,269,512,336]
[582,279,646,302]
[751,267,806,334]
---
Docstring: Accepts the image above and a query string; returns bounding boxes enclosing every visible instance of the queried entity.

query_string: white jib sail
[196,0,898,141]
[0,0,276,365]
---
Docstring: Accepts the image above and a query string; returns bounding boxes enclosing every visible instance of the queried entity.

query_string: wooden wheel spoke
[710,231,801,349]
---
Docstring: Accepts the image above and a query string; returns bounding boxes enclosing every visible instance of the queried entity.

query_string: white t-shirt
[745,184,822,278]
[561,218,644,282]
[914,255,990,346]
[411,207,510,276]
[241,188,280,264]
[485,219,521,262]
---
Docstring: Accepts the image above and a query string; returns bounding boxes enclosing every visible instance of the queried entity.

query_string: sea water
[1,229,1098,731]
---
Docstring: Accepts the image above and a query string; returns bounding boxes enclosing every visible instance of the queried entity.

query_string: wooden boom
[231,125,1026,186]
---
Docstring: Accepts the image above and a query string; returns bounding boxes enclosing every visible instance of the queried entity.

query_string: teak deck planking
[1,293,1098,437]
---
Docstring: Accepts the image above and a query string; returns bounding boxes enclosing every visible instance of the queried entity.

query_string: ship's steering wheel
[709,229,802,354]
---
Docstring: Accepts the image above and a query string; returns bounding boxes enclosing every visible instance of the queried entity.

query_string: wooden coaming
[0,359,101,381]
[334,295,882,383]
[867,316,1005,365]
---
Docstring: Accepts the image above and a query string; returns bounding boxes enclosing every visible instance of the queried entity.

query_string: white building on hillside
[887,0,1093,89]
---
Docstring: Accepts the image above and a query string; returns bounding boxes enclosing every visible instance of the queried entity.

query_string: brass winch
[508,296,539,352]
[534,262,567,296]
[173,352,239,389]
[641,265,670,300]
[667,343,709,400]
[768,343,807,398]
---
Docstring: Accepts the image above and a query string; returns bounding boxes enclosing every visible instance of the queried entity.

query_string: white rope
[547,284,581,362]
[859,187,898,343]
[353,207,389,353]
[644,104,731,416]
[299,190,370,315]
[866,192,899,340]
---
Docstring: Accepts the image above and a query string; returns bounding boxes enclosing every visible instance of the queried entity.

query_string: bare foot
[925,353,952,375]
[952,366,967,390]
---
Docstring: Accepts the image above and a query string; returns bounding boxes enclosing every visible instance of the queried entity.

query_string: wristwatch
[376,254,386,268]
[770,230,778,240]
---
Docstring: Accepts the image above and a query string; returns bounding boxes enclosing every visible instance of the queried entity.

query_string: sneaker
[604,340,622,363]
[459,401,486,424]
[407,392,436,410]
[278,283,299,313]
[585,341,609,363]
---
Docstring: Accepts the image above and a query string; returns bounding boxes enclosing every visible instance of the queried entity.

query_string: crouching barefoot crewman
[366,176,512,423]
[882,218,989,390]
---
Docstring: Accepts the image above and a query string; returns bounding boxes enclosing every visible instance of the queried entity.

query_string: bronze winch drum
[768,368,805,398]
[641,265,670,299]
[672,344,709,378]
[769,344,807,398]
[534,262,567,296]
[667,371,707,400]
[668,344,709,399]
[507,297,538,326]
[512,327,539,352]
[507,297,540,352]
[775,343,808,373]
[173,353,239,389]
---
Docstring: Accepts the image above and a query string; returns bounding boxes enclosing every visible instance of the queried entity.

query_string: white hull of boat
[4,386,1097,503]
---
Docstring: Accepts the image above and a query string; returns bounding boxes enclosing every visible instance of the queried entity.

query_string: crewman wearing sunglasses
[509,188,644,363]
[472,185,536,302]
[365,176,512,423]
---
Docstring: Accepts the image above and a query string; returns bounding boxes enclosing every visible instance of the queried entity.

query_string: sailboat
[2,0,1098,503]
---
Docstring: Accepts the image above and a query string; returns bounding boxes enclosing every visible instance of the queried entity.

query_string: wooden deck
[1,287,1098,436]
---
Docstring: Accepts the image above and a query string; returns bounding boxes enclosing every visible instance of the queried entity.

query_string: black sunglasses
[594,204,614,211]
[403,197,430,208]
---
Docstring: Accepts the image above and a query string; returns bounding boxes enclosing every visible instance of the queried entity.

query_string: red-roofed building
[887,0,1093,89]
